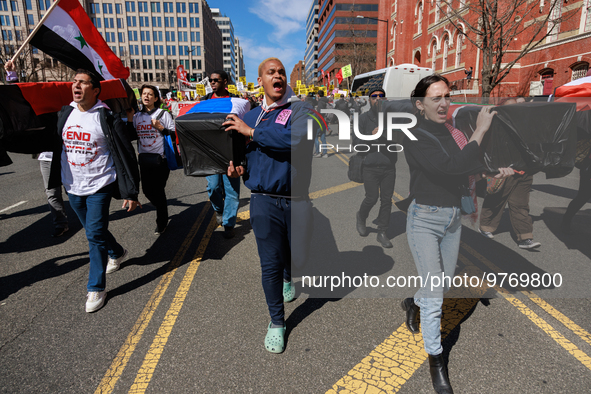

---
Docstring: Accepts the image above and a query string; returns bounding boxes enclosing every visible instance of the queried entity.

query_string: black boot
[376,231,393,248]
[400,298,420,334]
[356,211,368,237]
[428,354,454,394]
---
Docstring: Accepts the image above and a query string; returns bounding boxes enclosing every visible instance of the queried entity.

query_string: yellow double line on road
[327,160,591,393]
[95,180,365,393]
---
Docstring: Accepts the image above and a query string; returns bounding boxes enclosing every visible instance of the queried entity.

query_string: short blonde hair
[258,57,283,77]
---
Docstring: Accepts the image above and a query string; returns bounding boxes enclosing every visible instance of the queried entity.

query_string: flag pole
[11,0,63,63]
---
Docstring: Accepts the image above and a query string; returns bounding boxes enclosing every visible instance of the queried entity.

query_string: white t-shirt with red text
[133,108,175,157]
[60,100,117,196]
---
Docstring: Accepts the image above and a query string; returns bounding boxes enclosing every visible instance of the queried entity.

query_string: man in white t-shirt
[49,69,141,312]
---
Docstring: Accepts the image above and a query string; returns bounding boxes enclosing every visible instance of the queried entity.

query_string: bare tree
[439,0,570,98]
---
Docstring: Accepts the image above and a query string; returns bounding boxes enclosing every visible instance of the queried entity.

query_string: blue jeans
[406,200,461,355]
[314,131,327,155]
[206,174,240,227]
[250,194,313,325]
[68,182,125,292]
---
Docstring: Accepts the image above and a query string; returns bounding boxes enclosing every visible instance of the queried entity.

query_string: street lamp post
[356,15,389,69]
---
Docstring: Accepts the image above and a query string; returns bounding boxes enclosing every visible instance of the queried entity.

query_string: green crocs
[283,280,295,303]
[265,322,286,353]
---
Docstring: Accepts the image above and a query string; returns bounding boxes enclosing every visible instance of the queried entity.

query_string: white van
[351,64,433,98]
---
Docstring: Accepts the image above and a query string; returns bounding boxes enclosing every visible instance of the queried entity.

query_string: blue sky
[207,0,312,83]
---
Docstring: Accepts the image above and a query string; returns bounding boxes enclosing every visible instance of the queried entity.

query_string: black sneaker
[479,228,494,239]
[518,239,541,249]
[356,212,368,237]
[51,226,69,237]
[223,226,235,239]
[154,224,167,235]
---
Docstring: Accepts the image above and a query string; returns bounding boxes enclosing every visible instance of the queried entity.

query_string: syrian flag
[0,79,131,166]
[29,0,129,80]
[554,75,591,111]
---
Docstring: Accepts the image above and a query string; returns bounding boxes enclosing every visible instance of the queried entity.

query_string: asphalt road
[1,128,591,394]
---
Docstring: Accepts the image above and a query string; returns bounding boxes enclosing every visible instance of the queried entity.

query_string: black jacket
[354,108,397,168]
[404,118,486,207]
[48,104,140,201]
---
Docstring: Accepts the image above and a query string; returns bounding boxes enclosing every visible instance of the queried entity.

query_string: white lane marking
[0,201,27,214]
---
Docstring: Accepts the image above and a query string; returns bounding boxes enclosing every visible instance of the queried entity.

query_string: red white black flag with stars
[29,0,129,80]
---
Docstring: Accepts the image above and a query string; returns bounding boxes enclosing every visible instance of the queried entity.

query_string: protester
[223,57,315,354]
[478,98,540,249]
[313,90,328,158]
[401,74,512,393]
[561,148,591,232]
[47,69,141,312]
[464,66,473,81]
[355,88,396,248]
[201,70,241,238]
[133,84,175,234]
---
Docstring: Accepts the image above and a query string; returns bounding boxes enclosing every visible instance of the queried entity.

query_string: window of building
[153,31,163,41]
[0,0,7,11]
[117,18,123,28]
[584,0,591,32]
[2,29,12,40]
[176,2,186,13]
[138,2,148,12]
[25,0,31,10]
[435,0,441,23]
[116,4,122,14]
[127,16,137,27]
[178,31,187,42]
[118,32,125,42]
[91,17,101,28]
[152,17,162,27]
[548,0,562,42]
[191,32,200,42]
[10,0,17,11]
[12,15,20,26]
[0,15,10,26]
[154,45,163,55]
[571,62,589,81]
[125,1,135,13]
[166,45,176,56]
[189,2,198,13]
[442,36,449,70]
[191,45,200,56]
[177,17,187,27]
[105,18,114,28]
[417,2,423,34]
[144,73,153,81]
[165,31,175,41]
[151,2,161,12]
[165,17,174,27]
[142,45,151,55]
[128,31,138,41]
[539,68,554,95]
[140,31,150,41]
[455,32,463,67]
[27,14,34,25]
[190,17,199,28]
[103,3,113,14]
[431,42,437,70]
[90,3,100,14]
[140,16,149,27]
[163,2,173,13]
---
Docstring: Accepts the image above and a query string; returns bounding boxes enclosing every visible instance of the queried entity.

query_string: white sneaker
[106,249,128,274]
[86,291,106,313]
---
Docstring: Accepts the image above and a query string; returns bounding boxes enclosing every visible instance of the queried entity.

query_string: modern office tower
[0,0,224,90]
[304,0,318,85]
[210,7,235,84]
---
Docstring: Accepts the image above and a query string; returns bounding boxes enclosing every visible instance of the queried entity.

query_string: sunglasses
[210,78,222,83]
[370,94,385,98]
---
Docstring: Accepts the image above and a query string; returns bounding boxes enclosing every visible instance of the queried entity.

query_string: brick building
[377,0,591,97]
[290,60,305,90]
[317,0,380,87]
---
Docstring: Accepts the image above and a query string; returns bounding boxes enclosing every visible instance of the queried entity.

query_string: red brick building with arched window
[376,0,591,98]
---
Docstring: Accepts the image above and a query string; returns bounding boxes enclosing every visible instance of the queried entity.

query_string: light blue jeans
[406,200,462,355]
[206,174,240,227]
[313,131,327,155]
